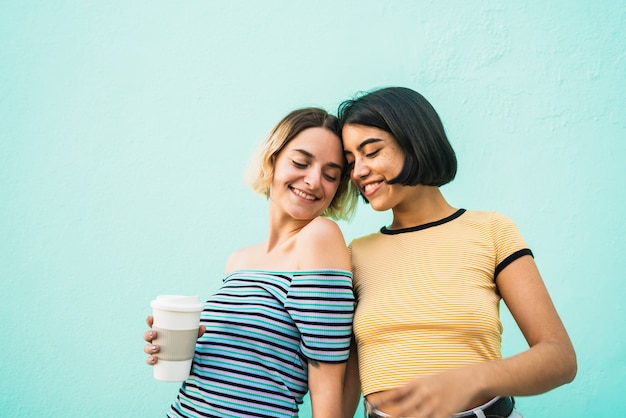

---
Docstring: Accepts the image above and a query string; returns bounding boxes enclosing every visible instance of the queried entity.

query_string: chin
[291,208,324,221]
[368,200,391,212]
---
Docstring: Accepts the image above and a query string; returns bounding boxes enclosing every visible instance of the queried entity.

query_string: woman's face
[269,127,344,221]
[342,123,406,212]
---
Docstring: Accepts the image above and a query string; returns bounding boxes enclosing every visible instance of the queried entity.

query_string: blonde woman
[145,108,358,417]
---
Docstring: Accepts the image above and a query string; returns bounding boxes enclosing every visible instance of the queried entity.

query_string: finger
[375,386,409,406]
[146,315,154,327]
[378,388,423,418]
[395,391,436,418]
[145,355,158,366]
[144,329,157,342]
[198,325,206,338]
[143,343,160,355]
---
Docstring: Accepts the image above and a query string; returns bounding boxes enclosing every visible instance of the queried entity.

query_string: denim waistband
[364,396,515,418]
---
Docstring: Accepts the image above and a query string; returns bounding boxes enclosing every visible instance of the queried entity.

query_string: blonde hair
[246,107,358,221]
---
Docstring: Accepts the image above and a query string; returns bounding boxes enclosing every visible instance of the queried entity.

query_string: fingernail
[149,331,153,338]
[152,345,157,352]
[150,356,156,363]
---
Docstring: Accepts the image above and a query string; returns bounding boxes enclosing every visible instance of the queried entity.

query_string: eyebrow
[344,137,383,155]
[292,149,343,170]
[357,138,383,151]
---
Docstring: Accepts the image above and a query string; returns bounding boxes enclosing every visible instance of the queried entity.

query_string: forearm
[342,341,361,418]
[311,392,343,418]
[470,339,577,400]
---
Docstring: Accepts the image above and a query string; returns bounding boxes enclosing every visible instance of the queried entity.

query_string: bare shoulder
[225,243,263,273]
[300,216,345,240]
[296,217,350,270]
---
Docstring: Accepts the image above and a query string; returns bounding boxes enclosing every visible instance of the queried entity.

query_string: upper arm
[308,361,347,418]
[497,255,573,348]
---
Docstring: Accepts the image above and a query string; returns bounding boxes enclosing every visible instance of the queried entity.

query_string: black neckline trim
[381,209,466,235]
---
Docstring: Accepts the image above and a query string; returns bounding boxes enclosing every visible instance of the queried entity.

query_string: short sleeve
[285,270,355,363]
[490,212,533,278]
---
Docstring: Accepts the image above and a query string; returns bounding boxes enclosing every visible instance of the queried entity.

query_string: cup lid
[150,295,204,312]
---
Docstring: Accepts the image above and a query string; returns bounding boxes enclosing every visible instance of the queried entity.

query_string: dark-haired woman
[339,87,577,418]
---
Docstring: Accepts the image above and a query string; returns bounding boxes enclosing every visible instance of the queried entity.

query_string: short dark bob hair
[338,87,457,187]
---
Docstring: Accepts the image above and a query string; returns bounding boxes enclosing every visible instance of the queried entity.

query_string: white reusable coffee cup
[150,295,204,382]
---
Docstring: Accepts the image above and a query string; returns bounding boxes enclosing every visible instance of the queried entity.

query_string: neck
[389,186,456,230]
[265,205,311,253]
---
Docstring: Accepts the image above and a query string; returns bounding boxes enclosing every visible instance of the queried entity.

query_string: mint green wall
[1,1,624,417]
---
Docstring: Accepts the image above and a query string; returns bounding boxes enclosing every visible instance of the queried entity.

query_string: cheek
[272,162,295,183]
[381,151,404,177]
[324,181,341,199]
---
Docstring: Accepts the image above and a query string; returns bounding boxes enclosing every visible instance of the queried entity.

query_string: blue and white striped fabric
[167,269,355,418]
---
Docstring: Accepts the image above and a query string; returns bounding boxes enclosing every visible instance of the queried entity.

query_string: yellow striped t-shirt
[349,209,531,396]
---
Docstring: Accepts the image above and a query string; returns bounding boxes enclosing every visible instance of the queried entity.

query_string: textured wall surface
[1,1,624,417]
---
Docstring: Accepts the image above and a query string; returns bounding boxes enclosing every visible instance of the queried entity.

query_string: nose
[351,157,369,180]
[303,167,322,188]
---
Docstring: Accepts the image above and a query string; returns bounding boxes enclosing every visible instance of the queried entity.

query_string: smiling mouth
[362,181,382,195]
[290,187,317,201]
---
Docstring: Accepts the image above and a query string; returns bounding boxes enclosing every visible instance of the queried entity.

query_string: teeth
[292,188,316,200]
[363,183,379,193]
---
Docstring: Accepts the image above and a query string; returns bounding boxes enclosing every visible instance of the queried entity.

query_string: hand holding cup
[144,295,205,381]
[143,316,206,364]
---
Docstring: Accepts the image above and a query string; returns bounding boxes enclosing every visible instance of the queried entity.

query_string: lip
[360,180,383,198]
[290,186,318,201]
